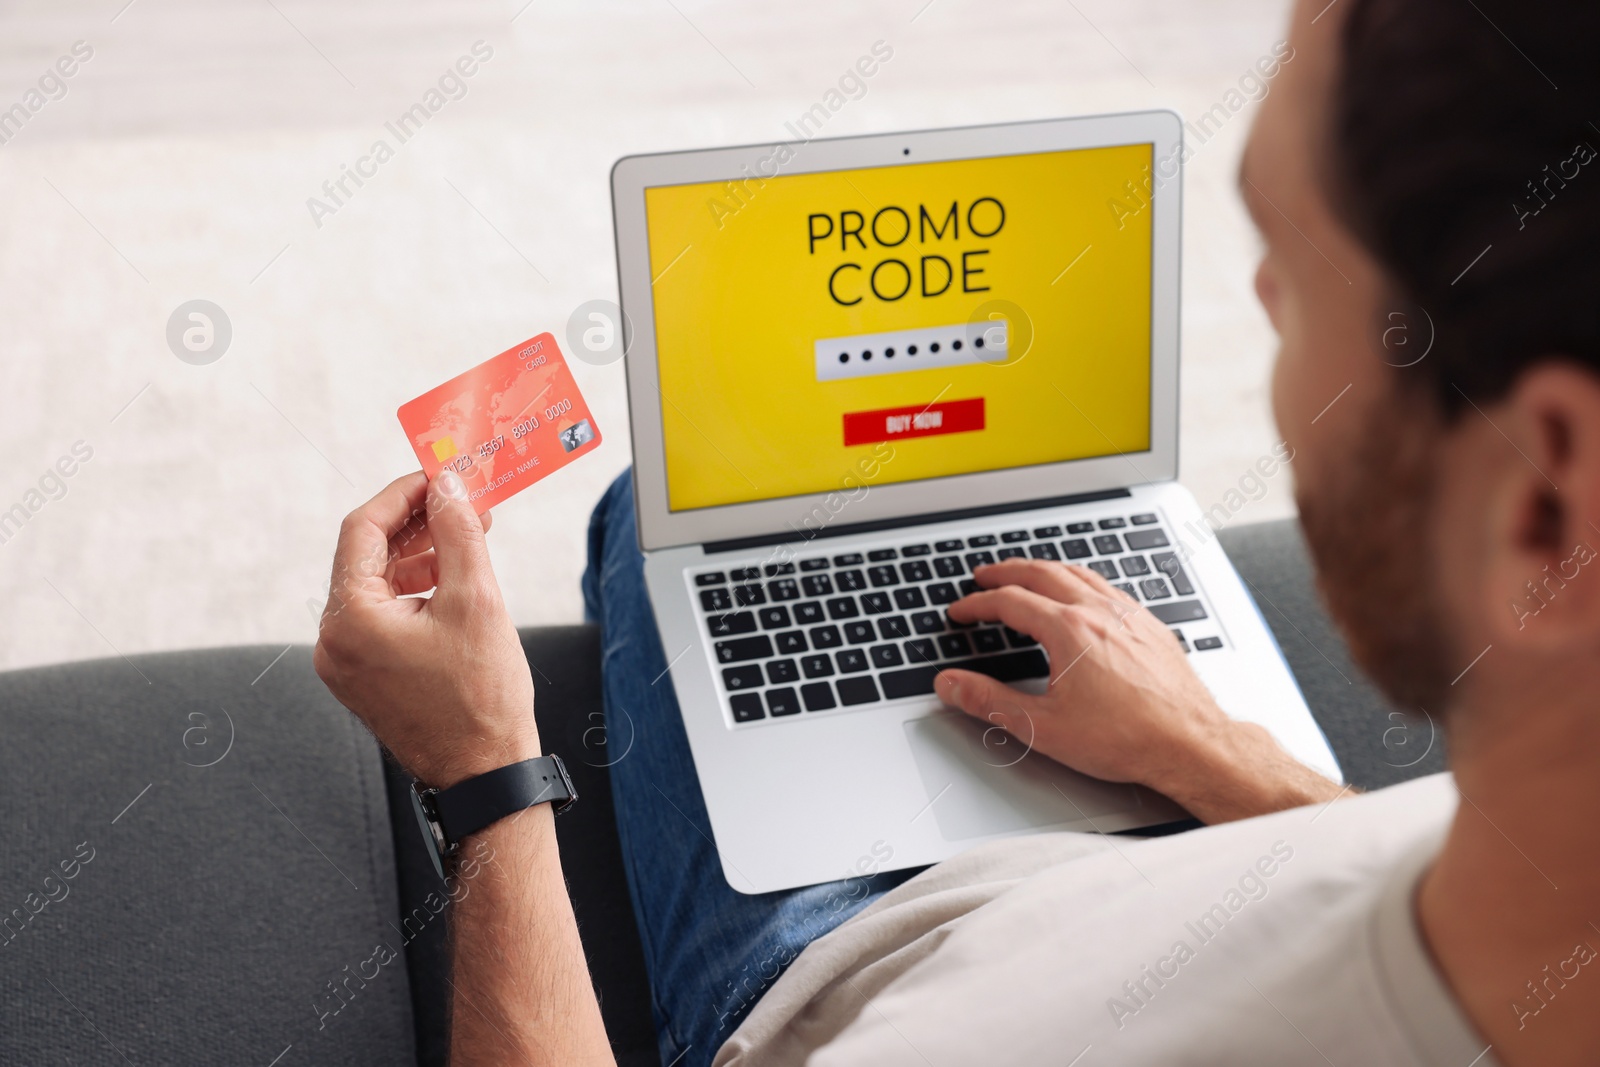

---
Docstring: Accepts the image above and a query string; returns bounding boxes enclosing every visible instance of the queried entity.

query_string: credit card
[397,332,602,514]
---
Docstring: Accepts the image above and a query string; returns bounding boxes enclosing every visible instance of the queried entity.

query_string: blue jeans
[582,470,917,1067]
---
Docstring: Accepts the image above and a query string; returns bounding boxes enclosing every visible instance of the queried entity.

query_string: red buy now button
[842,397,986,446]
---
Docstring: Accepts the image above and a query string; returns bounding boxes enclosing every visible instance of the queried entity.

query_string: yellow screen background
[645,144,1153,512]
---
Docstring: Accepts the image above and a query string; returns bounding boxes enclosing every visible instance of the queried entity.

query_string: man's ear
[1481,360,1600,650]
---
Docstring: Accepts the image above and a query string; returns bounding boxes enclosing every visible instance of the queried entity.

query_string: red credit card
[397,333,602,514]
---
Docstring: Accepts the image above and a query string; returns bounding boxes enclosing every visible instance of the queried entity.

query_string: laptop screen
[642,142,1154,513]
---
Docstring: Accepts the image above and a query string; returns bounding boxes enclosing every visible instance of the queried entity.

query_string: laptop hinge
[701,488,1133,555]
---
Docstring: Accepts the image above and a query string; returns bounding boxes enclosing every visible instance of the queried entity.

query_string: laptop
[609,111,1341,894]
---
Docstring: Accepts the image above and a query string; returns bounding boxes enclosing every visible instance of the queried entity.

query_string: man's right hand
[935,558,1343,823]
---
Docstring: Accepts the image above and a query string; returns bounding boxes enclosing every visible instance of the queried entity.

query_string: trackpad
[905,712,1144,841]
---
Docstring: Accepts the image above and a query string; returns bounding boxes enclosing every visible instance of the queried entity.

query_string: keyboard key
[801,654,835,678]
[868,548,898,562]
[1114,582,1137,599]
[1062,539,1092,559]
[800,558,830,571]
[878,615,912,639]
[1173,629,1191,653]
[912,611,945,634]
[1088,560,1120,580]
[1139,577,1173,600]
[997,547,1025,560]
[715,635,773,663]
[861,592,892,614]
[1148,600,1208,624]
[1028,543,1061,560]
[826,597,859,619]
[759,606,791,629]
[722,665,764,690]
[868,565,900,587]
[1005,627,1038,648]
[927,582,959,605]
[1119,556,1151,577]
[938,633,972,658]
[809,624,843,648]
[1001,530,1030,543]
[764,562,796,576]
[734,583,768,606]
[934,539,964,552]
[1098,517,1127,529]
[700,588,732,612]
[836,649,869,673]
[707,612,757,637]
[879,648,1049,700]
[766,659,799,684]
[833,553,864,566]
[1066,522,1095,534]
[972,628,1006,653]
[731,566,761,581]
[1131,513,1159,525]
[836,569,867,592]
[902,544,932,557]
[945,609,976,630]
[768,578,800,601]
[893,587,926,610]
[793,602,825,625]
[729,693,765,722]
[965,551,996,569]
[843,621,876,644]
[696,571,727,586]
[958,579,980,595]
[905,638,939,663]
[1092,534,1123,555]
[900,560,932,583]
[801,682,837,711]
[775,630,808,654]
[870,644,904,668]
[933,556,965,578]
[836,676,881,706]
[1195,636,1223,651]
[967,534,997,547]
[766,688,801,716]
[1151,552,1195,596]
[1124,528,1170,550]
[1033,525,1062,538]
[801,574,834,597]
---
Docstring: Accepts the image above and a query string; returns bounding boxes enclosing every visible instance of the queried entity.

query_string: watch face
[410,787,447,883]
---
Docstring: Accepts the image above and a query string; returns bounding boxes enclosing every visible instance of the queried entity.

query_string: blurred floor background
[0,0,1296,672]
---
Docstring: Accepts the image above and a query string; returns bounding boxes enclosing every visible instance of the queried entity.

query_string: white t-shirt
[715,773,1497,1067]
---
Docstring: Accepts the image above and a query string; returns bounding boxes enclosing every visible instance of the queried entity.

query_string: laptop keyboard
[693,510,1222,724]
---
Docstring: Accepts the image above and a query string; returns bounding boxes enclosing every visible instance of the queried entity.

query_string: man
[313,0,1600,1061]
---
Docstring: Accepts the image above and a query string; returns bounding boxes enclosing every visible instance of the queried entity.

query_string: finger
[971,558,1100,604]
[424,469,496,593]
[946,584,1064,634]
[388,552,439,597]
[329,472,431,605]
[388,502,494,562]
[935,669,1048,739]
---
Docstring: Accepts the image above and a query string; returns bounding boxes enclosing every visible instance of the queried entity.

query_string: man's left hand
[313,469,539,788]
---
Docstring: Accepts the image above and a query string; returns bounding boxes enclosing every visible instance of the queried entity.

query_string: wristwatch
[410,754,577,878]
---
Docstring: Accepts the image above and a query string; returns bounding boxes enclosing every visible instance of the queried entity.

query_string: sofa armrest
[0,645,414,1066]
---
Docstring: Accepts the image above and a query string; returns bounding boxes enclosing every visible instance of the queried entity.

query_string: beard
[1295,386,1459,714]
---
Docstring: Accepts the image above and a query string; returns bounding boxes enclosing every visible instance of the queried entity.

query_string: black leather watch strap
[427,754,576,851]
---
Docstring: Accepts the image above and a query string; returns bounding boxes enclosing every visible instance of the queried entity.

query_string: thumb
[425,469,493,590]
[935,669,1044,741]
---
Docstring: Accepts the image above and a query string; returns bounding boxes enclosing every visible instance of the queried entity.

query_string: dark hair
[1330,0,1600,418]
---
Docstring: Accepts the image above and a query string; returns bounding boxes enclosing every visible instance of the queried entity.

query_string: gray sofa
[0,520,1443,1066]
